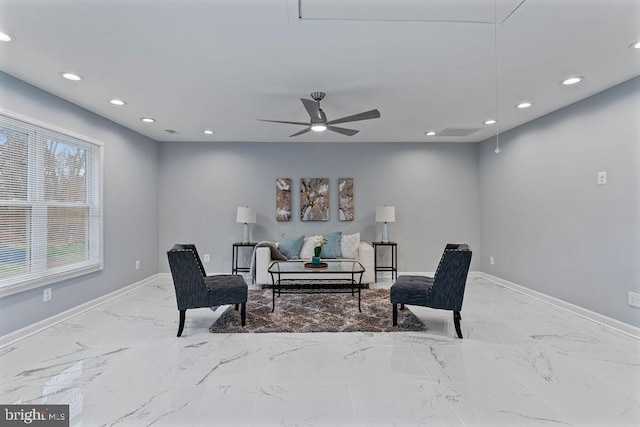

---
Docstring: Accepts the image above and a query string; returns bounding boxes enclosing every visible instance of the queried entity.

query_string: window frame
[0,109,103,297]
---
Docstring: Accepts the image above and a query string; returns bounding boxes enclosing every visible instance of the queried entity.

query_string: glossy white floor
[1,277,639,426]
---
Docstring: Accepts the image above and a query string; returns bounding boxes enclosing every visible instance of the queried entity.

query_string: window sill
[0,263,103,298]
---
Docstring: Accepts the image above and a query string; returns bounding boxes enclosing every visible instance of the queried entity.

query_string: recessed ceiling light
[140,117,155,123]
[425,131,436,136]
[0,32,14,42]
[630,40,640,49]
[203,130,215,135]
[562,76,584,86]
[484,119,497,125]
[61,72,83,81]
[517,102,532,109]
[310,124,327,132]
[109,99,126,106]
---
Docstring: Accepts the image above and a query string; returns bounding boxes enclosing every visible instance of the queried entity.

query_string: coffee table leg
[272,287,275,312]
[358,287,361,312]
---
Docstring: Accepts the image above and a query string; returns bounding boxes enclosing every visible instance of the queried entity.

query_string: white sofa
[254,241,375,286]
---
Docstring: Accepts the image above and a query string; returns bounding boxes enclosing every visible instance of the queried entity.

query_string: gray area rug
[209,288,426,333]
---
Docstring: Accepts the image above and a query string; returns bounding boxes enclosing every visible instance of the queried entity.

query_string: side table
[232,242,257,274]
[372,241,398,281]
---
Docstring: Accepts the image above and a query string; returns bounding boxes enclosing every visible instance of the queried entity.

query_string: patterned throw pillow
[278,235,305,259]
[340,232,360,259]
[321,231,343,258]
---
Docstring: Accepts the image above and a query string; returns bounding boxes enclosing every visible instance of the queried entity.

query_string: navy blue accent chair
[390,244,472,338]
[167,244,247,336]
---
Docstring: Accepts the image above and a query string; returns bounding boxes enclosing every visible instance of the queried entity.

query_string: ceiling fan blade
[326,109,381,125]
[327,125,359,136]
[289,127,312,137]
[257,119,309,126]
[301,98,321,120]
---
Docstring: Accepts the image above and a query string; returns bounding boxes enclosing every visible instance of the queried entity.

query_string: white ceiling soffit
[299,0,526,24]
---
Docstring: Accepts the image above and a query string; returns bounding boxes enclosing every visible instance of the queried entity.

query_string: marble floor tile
[439,382,572,426]
[1,278,638,426]
[349,383,463,426]
[249,384,356,427]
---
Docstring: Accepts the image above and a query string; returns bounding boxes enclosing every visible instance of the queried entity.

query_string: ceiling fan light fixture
[0,32,14,42]
[311,123,327,132]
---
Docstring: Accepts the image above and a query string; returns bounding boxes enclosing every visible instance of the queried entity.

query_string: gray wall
[479,76,640,327]
[158,141,481,274]
[0,72,159,335]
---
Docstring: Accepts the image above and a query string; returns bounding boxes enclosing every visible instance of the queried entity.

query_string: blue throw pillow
[321,231,343,258]
[279,235,305,259]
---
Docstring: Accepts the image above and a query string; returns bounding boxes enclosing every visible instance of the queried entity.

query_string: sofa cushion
[279,234,305,259]
[321,231,342,258]
[299,236,314,259]
[340,232,360,259]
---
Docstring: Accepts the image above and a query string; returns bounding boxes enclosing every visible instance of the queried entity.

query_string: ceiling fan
[258,92,381,137]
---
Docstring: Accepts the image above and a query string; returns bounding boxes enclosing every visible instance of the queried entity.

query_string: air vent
[438,128,481,137]
[164,129,180,134]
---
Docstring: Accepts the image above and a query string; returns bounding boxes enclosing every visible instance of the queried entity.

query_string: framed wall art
[338,178,354,221]
[276,178,291,221]
[300,178,329,221]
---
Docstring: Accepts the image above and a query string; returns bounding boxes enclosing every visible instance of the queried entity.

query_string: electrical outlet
[629,292,640,308]
[204,254,210,262]
[135,260,140,270]
[597,171,607,185]
[490,256,495,265]
[43,287,52,302]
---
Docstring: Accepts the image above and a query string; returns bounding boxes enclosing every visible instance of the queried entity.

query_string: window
[0,111,103,296]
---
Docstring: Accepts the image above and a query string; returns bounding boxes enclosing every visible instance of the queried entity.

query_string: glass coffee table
[267,260,365,312]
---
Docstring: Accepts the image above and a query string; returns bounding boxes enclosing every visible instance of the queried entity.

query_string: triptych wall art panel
[275,178,291,221]
[338,178,354,221]
[275,177,354,221]
[300,178,329,221]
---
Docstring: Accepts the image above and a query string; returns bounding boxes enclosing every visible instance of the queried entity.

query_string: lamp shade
[375,206,395,223]
[236,206,256,224]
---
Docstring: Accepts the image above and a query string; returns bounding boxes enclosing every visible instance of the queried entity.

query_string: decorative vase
[312,246,321,265]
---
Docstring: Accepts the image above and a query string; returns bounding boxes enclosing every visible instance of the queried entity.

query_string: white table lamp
[376,206,395,243]
[236,206,256,244]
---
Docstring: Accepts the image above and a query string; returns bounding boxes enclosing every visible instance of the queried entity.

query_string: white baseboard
[0,274,164,349]
[481,273,640,340]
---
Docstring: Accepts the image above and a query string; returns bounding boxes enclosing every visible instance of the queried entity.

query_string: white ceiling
[0,0,639,143]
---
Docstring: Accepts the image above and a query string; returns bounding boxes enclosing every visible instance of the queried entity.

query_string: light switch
[597,171,607,185]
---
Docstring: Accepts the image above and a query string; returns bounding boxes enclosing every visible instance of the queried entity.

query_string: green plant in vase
[312,235,327,264]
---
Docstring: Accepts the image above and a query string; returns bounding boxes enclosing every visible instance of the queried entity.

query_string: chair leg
[241,303,246,327]
[453,311,463,339]
[392,303,398,326]
[400,303,405,310]
[235,304,239,311]
[177,310,186,337]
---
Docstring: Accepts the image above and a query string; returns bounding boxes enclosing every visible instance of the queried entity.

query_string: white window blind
[0,111,103,295]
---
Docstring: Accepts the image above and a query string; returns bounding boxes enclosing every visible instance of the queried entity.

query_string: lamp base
[382,222,389,243]
[242,223,249,244]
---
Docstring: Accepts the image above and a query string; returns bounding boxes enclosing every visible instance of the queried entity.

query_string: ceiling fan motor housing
[311,92,325,101]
